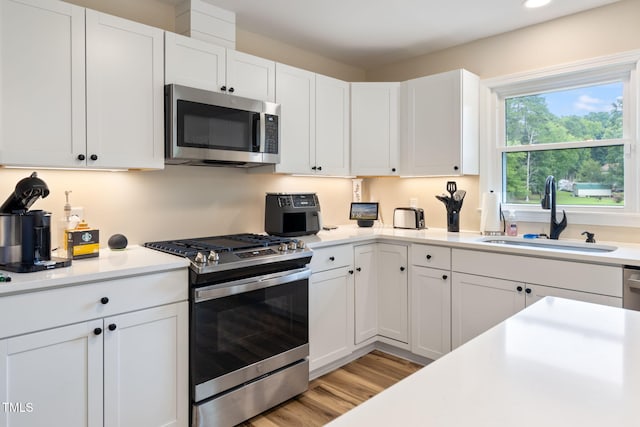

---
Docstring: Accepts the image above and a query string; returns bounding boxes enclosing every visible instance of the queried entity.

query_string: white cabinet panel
[0,0,85,167]
[86,10,164,169]
[0,320,103,427]
[411,266,451,359]
[351,83,400,176]
[377,243,408,343]
[164,31,225,92]
[354,244,378,345]
[315,74,350,176]
[226,49,275,102]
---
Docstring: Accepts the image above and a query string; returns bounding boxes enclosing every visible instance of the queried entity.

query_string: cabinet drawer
[411,244,451,269]
[309,245,353,272]
[0,269,188,339]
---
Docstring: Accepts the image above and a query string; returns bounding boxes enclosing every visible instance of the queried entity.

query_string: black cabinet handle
[453,166,459,171]
[442,274,448,280]
[90,154,98,161]
[317,166,322,171]
[356,267,362,272]
[348,270,354,275]
[100,297,109,305]
[77,154,86,161]
[391,168,396,172]
[228,87,234,93]
[426,254,432,260]
[525,288,532,294]
[221,85,227,91]
[329,256,335,261]
[311,166,317,170]
[108,323,117,331]
[517,286,523,292]
[400,266,405,271]
[94,327,102,336]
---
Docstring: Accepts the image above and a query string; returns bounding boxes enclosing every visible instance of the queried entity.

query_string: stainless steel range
[144,233,312,427]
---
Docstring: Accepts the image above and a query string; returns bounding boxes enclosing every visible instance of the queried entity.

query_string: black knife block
[447,211,460,232]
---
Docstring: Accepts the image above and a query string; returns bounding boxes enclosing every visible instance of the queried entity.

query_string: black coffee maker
[0,172,71,272]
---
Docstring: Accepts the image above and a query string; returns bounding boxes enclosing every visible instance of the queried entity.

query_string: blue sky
[542,82,622,117]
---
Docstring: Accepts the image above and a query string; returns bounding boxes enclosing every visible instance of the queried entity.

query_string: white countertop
[0,246,189,296]
[300,224,640,267]
[328,297,640,426]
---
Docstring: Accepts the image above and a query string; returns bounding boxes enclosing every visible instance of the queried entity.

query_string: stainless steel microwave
[165,84,280,167]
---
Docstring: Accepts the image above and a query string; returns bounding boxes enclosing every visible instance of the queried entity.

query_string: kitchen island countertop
[327,297,640,426]
[300,224,640,267]
[0,245,189,296]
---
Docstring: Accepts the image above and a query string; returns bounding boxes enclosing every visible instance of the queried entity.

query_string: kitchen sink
[477,236,617,253]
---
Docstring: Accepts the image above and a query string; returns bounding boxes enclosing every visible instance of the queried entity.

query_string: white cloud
[573,94,613,113]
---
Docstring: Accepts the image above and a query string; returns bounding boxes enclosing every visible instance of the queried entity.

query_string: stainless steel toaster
[393,207,425,229]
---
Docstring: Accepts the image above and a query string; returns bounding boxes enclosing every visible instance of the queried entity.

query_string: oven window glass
[177,100,259,152]
[192,279,308,387]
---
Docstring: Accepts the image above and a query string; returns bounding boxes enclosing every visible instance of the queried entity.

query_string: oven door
[191,267,310,402]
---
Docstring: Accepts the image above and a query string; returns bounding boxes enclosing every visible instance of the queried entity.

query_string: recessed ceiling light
[524,0,551,8]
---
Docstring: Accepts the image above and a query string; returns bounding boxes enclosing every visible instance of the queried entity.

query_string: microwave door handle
[252,113,261,152]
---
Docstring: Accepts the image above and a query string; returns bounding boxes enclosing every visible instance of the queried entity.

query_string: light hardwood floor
[240,351,424,427]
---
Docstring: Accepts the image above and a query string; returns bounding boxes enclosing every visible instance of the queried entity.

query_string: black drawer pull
[108,323,117,331]
[100,297,109,305]
[94,328,102,336]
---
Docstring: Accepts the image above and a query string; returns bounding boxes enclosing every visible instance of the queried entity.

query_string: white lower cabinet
[0,270,188,427]
[451,248,623,349]
[377,244,409,344]
[354,244,378,345]
[309,245,354,372]
[411,266,451,359]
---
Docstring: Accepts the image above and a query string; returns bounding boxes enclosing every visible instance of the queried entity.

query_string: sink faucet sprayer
[541,175,567,240]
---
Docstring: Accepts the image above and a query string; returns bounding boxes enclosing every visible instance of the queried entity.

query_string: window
[482,52,640,226]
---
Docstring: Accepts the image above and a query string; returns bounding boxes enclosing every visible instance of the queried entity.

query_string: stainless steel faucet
[541,175,567,239]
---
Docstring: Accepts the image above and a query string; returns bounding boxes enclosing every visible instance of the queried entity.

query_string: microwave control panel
[264,115,279,154]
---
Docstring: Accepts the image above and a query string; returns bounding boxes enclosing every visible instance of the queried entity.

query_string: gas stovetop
[144,233,312,275]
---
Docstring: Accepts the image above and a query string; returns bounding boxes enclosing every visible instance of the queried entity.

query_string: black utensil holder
[447,211,459,232]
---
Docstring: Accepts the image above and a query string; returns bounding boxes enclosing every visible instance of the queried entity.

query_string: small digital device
[349,202,379,227]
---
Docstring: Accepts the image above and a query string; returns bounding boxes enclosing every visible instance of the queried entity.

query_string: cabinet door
[411,266,451,359]
[274,63,315,174]
[377,244,408,343]
[0,320,103,427]
[354,244,378,345]
[86,10,164,169]
[226,50,275,102]
[404,69,478,176]
[103,302,188,427]
[314,74,350,176]
[351,82,400,176]
[164,31,225,93]
[452,272,524,349]
[309,267,354,372]
[525,284,623,308]
[0,0,85,167]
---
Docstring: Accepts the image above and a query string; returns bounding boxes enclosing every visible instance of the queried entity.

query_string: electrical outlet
[70,207,84,220]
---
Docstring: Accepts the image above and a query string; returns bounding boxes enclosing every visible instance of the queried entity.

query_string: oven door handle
[194,267,311,303]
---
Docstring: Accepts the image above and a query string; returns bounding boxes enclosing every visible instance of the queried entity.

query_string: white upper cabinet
[275,63,350,175]
[0,0,86,168]
[275,63,315,174]
[165,32,275,102]
[314,74,350,176]
[0,0,164,169]
[86,10,164,170]
[402,69,479,176]
[351,82,400,176]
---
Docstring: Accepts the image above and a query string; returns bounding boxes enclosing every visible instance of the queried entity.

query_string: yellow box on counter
[65,228,99,259]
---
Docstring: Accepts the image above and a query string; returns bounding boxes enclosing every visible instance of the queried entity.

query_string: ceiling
[173,0,621,70]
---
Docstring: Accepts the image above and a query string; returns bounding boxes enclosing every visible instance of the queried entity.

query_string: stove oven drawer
[309,244,353,272]
[0,269,188,339]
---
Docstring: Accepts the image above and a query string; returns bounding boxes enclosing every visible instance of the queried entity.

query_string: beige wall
[367,0,640,81]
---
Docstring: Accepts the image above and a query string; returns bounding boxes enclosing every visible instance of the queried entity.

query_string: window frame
[480,50,640,228]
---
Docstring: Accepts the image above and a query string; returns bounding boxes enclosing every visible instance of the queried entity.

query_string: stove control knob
[208,251,220,262]
[288,242,297,251]
[278,244,287,252]
[194,252,206,264]
[296,240,306,249]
